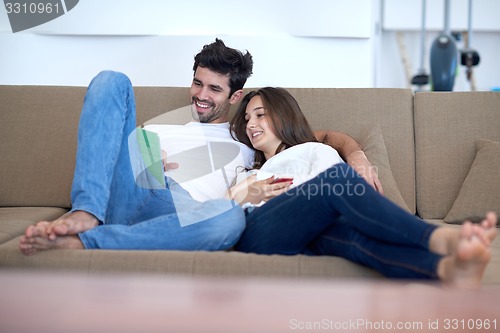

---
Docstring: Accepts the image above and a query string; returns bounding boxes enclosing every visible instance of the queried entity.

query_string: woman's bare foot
[481,212,497,242]
[429,227,459,256]
[429,212,497,256]
[45,210,99,240]
[438,222,492,288]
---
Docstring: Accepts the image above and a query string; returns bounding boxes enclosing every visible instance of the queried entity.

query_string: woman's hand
[227,175,293,205]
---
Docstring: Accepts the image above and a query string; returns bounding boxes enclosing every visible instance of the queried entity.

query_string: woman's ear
[229,90,243,105]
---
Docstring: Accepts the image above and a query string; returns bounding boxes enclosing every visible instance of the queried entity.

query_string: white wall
[0,0,374,88]
[1,0,499,91]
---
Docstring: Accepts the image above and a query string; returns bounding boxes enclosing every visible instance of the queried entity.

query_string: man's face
[190,66,241,124]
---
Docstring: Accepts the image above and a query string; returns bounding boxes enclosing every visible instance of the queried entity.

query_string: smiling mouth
[250,131,263,141]
[193,98,213,110]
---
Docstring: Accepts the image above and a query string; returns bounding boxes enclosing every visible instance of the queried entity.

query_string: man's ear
[229,90,243,105]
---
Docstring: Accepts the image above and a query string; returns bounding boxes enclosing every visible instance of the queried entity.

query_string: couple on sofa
[20,39,496,287]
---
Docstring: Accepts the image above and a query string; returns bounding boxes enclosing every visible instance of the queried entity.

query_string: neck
[263,143,283,160]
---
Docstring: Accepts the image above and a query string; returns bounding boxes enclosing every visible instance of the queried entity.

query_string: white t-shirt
[144,122,254,201]
[236,142,343,207]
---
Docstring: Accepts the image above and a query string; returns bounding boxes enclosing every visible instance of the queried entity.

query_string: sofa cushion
[0,86,85,208]
[282,88,416,213]
[444,140,500,224]
[0,207,67,244]
[358,126,409,211]
[414,91,500,219]
[0,85,191,208]
[0,236,381,279]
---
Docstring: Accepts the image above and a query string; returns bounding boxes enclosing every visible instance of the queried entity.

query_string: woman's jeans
[70,71,245,250]
[236,164,442,279]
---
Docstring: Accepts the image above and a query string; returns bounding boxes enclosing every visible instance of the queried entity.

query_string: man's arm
[314,130,383,194]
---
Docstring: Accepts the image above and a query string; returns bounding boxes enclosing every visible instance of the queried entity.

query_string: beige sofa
[0,85,499,283]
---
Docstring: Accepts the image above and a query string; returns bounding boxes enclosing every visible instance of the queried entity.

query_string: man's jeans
[71,71,245,250]
[236,163,441,279]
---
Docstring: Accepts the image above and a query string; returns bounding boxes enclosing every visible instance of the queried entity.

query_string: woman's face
[244,95,282,159]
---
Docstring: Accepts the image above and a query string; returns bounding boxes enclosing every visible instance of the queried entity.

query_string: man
[20,39,381,255]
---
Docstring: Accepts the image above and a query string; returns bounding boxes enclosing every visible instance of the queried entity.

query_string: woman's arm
[314,130,383,194]
[226,175,292,205]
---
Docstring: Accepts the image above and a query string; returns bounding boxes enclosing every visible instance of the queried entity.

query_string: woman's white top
[236,142,343,208]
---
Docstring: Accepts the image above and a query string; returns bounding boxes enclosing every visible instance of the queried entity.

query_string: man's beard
[191,98,227,123]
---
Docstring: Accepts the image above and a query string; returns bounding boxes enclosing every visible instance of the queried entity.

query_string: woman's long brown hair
[231,87,317,169]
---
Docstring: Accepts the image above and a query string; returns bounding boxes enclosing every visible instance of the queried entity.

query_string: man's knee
[89,70,133,92]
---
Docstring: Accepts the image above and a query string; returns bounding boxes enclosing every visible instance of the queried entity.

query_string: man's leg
[20,71,151,254]
[22,198,245,252]
[69,70,144,225]
[79,198,245,250]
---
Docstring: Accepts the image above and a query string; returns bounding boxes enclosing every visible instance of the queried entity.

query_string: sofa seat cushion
[0,236,381,279]
[444,140,500,224]
[0,207,68,244]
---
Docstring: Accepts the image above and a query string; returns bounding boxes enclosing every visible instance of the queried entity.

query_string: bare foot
[19,211,97,256]
[19,221,51,256]
[429,227,459,256]
[20,233,84,256]
[429,212,497,256]
[481,211,497,242]
[438,222,492,288]
[45,210,99,240]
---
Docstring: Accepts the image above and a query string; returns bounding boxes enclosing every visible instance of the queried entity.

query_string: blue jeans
[71,71,245,250]
[235,164,441,279]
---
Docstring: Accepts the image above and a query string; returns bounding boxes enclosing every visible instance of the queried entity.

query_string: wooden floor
[1,270,499,333]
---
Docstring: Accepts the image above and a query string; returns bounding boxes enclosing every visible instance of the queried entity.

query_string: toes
[461,221,473,238]
[24,225,35,238]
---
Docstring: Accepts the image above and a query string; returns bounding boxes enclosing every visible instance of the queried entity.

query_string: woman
[229,87,496,287]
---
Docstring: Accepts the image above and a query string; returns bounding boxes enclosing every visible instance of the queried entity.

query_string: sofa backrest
[283,88,416,213]
[0,85,415,212]
[0,86,191,208]
[414,92,500,219]
[0,86,85,208]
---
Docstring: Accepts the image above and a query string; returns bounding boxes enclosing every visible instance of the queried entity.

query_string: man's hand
[345,150,383,194]
[315,130,383,194]
[161,149,179,171]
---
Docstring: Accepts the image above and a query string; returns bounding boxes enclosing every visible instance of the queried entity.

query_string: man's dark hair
[193,38,253,97]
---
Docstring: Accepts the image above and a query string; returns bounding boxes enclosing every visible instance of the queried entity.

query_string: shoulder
[285,142,343,165]
[287,142,333,154]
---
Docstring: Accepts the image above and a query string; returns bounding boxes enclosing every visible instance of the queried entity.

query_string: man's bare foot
[20,231,83,256]
[19,210,97,256]
[438,222,492,288]
[45,210,99,240]
[20,221,51,256]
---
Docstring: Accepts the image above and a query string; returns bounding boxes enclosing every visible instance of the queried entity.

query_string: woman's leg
[308,216,441,279]
[236,163,436,254]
